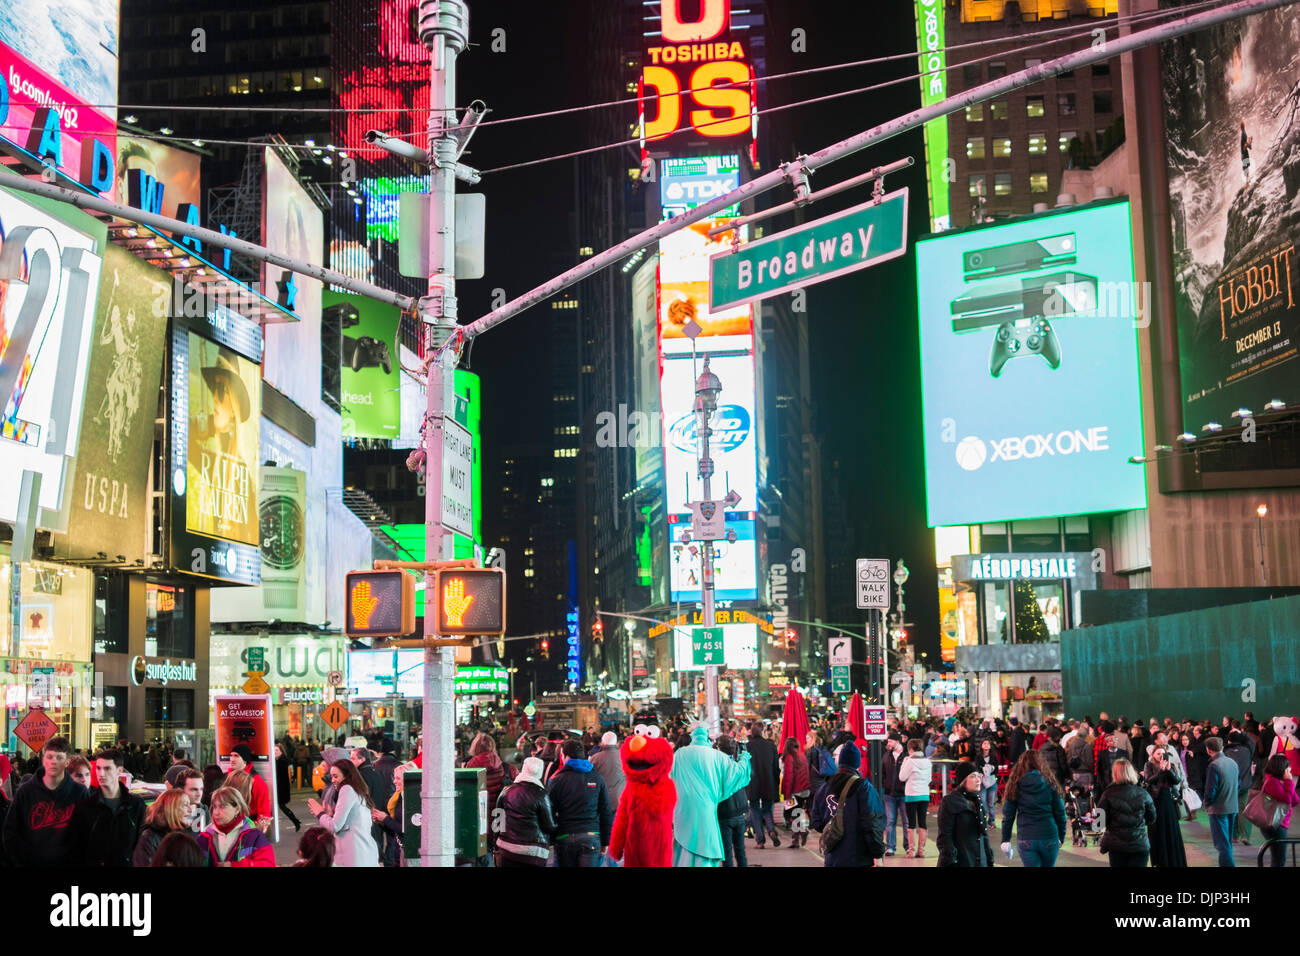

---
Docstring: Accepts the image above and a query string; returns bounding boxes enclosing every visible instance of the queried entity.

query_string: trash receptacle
[400,768,488,861]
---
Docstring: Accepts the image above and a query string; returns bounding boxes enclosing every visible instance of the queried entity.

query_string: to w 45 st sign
[709,189,908,311]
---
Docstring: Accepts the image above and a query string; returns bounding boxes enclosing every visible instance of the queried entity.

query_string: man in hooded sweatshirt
[669,723,752,867]
[589,731,625,812]
[809,738,886,867]
[3,736,88,866]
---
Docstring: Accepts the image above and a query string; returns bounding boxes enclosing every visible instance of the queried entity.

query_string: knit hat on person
[952,761,979,788]
[230,744,256,766]
[514,757,546,787]
[837,741,862,771]
[164,764,190,788]
[601,731,618,747]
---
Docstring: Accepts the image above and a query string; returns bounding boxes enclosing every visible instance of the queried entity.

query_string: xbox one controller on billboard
[916,200,1146,527]
[324,290,401,440]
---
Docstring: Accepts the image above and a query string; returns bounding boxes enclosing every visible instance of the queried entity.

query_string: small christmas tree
[1000,580,1051,644]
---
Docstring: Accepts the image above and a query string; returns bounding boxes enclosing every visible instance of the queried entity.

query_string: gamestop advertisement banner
[1161,3,1300,430]
[915,200,1146,527]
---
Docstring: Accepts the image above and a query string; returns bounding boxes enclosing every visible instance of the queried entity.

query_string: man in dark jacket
[75,748,146,867]
[1038,728,1070,789]
[1223,732,1254,845]
[1007,717,1029,765]
[745,723,780,848]
[715,736,749,867]
[937,762,994,867]
[1203,737,1238,867]
[2,736,88,866]
[879,735,910,856]
[809,736,885,867]
[546,738,612,866]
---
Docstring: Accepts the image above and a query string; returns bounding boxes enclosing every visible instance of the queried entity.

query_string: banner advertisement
[0,5,119,116]
[913,0,950,231]
[58,245,170,562]
[915,200,1147,527]
[186,332,261,545]
[208,632,346,691]
[632,258,661,486]
[256,466,307,617]
[324,289,400,439]
[0,185,105,526]
[212,693,278,842]
[1161,4,1300,431]
[262,147,324,411]
[658,219,753,342]
[115,135,202,222]
[0,40,117,195]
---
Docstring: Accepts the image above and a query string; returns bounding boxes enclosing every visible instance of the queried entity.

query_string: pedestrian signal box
[433,567,506,636]
[345,570,416,638]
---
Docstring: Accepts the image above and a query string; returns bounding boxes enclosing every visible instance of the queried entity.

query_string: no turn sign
[856,558,891,610]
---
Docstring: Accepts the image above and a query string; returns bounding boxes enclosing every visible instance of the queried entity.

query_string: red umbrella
[779,686,810,752]
[846,693,871,777]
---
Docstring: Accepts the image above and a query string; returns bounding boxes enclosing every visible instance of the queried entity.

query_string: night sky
[448,1,942,664]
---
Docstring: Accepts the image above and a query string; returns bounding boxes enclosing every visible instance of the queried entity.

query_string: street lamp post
[892,560,909,714]
[1256,503,1268,586]
[695,356,723,738]
[624,619,636,717]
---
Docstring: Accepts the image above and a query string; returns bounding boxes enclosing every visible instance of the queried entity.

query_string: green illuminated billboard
[323,289,400,440]
[915,0,950,231]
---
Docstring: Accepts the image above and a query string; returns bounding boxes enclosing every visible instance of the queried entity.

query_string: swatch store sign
[130,656,198,687]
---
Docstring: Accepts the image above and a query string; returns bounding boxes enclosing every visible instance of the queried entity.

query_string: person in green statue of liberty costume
[669,722,752,867]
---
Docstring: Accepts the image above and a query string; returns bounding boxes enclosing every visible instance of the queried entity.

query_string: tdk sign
[955,427,1110,471]
[669,405,751,454]
[663,177,738,204]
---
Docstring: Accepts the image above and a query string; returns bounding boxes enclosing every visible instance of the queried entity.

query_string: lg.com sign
[955,427,1110,471]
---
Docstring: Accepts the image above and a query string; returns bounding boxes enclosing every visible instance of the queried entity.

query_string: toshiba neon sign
[641,0,754,144]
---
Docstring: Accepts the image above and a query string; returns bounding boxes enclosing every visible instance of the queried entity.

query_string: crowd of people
[0,707,1295,868]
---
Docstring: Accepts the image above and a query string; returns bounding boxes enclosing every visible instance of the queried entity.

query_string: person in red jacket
[781,737,812,848]
[226,744,273,833]
[195,786,275,866]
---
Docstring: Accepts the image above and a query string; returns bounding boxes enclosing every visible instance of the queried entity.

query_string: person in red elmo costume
[609,725,676,866]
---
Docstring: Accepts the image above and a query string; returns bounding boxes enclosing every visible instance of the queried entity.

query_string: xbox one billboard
[324,290,401,440]
[915,200,1146,527]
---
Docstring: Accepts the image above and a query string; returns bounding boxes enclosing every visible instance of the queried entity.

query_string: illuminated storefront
[210,632,346,743]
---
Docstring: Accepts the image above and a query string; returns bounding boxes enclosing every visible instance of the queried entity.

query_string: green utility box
[401,768,488,861]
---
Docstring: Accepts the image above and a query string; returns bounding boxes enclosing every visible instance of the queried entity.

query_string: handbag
[1242,787,1281,830]
[818,776,861,855]
[1182,788,1202,813]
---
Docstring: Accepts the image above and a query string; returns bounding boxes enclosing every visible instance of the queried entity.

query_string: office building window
[1026,96,1045,118]
[1030,172,1049,193]
[994,173,1012,196]
[990,100,1009,121]
[1025,58,1042,70]
[988,61,1007,79]
[1027,133,1048,155]
[1092,62,1111,77]
[965,103,984,123]
[992,138,1012,158]
[966,137,986,160]
[1093,91,1113,115]
[963,64,982,86]
[1059,130,1077,152]
[1057,93,1076,116]
[969,174,987,198]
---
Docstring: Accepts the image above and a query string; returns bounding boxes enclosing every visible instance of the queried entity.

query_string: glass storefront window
[145,580,194,659]
[144,688,195,745]
[94,574,128,655]
[983,580,1009,644]
[1010,581,1053,643]
[0,555,94,661]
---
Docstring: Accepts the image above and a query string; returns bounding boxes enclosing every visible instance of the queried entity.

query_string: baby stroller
[1066,783,1103,847]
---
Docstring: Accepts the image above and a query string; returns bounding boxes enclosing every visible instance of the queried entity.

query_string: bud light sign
[659,349,757,516]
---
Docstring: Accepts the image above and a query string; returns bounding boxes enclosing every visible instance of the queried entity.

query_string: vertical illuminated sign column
[915,0,950,232]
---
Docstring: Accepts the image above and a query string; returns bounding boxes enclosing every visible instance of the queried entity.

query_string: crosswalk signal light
[345,570,416,637]
[432,567,506,636]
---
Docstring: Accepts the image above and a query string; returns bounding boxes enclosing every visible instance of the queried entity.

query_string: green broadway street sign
[692,628,725,667]
[709,188,909,311]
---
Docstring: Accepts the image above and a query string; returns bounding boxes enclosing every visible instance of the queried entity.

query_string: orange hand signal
[442,577,475,628]
[351,580,380,628]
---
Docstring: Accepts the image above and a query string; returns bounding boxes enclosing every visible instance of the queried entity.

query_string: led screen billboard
[669,515,758,603]
[0,4,118,116]
[1161,3,1300,431]
[915,200,1146,527]
[672,622,760,672]
[347,648,423,699]
[169,309,263,586]
[115,136,202,225]
[659,349,757,513]
[0,185,104,526]
[913,0,950,232]
[660,155,740,217]
[323,289,400,439]
[262,147,324,412]
[362,175,427,243]
[659,219,753,342]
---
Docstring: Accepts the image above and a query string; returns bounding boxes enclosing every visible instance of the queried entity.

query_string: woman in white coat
[307,759,379,867]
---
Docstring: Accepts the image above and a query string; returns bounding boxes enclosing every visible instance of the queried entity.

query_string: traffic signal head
[540,639,550,659]
[592,619,604,640]
[784,628,798,650]
[432,567,506,636]
[345,570,416,638]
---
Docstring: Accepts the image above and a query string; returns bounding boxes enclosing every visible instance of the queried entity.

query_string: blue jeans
[981,784,997,821]
[749,798,775,842]
[882,793,910,852]
[720,815,747,867]
[554,832,601,867]
[1017,838,1060,867]
[1208,813,1236,867]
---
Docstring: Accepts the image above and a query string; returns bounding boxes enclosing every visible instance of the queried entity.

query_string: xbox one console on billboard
[1160,3,1300,432]
[916,200,1146,527]
[323,289,400,439]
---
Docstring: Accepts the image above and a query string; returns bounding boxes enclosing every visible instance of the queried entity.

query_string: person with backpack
[809,734,886,867]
